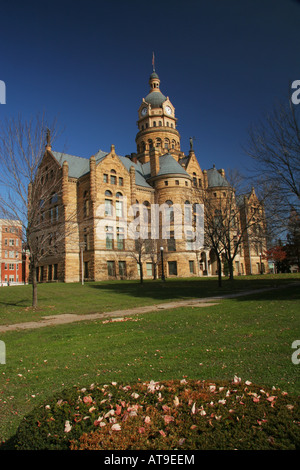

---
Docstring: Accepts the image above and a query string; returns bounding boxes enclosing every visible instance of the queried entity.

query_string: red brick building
[0,219,29,285]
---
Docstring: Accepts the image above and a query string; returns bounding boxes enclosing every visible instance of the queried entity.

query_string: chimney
[203,170,208,189]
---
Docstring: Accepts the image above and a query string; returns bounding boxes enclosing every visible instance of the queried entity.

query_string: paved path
[0,283,299,333]
[1,283,295,334]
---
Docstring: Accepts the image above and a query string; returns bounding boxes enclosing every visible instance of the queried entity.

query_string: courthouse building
[32,69,266,282]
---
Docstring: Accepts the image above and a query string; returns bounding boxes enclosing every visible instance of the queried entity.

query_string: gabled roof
[51,149,152,188]
[51,149,189,188]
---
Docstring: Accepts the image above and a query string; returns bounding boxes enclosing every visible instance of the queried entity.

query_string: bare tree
[126,203,163,283]
[244,98,300,238]
[0,113,76,307]
[203,169,266,282]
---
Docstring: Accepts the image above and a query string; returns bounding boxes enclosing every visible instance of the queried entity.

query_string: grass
[0,274,299,446]
[0,272,299,325]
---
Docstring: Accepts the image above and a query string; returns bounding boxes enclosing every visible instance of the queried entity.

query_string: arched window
[165,200,174,222]
[105,190,113,216]
[184,200,192,224]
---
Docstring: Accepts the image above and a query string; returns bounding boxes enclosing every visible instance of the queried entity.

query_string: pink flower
[138,427,145,434]
[159,430,166,437]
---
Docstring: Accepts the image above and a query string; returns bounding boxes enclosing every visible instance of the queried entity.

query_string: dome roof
[144,90,167,108]
[150,71,159,79]
[207,167,230,188]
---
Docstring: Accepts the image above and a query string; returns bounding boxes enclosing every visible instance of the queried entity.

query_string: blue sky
[0,0,300,174]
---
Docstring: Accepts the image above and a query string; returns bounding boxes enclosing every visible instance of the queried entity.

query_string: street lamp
[160,246,165,282]
[79,242,86,285]
[259,252,263,275]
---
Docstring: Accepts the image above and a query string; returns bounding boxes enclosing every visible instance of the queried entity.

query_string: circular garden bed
[10,377,300,450]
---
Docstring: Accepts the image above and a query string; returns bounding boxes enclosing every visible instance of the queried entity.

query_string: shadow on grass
[87,274,300,303]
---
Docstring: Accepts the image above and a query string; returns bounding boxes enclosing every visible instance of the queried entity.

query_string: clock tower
[135,70,182,163]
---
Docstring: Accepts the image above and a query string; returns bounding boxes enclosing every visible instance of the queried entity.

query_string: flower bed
[12,378,300,450]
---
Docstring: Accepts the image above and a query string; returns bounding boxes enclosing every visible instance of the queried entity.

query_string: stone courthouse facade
[34,69,266,283]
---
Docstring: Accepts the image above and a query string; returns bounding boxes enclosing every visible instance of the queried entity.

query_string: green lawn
[0,275,299,444]
[0,273,299,325]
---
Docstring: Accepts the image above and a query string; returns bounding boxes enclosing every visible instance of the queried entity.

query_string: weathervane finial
[152,51,155,72]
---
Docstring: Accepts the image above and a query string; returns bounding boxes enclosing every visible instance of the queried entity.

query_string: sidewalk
[0,284,291,334]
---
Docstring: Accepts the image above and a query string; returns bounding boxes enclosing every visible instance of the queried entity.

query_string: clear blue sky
[1,0,300,174]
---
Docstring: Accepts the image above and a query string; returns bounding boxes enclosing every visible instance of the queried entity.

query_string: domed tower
[136,70,181,163]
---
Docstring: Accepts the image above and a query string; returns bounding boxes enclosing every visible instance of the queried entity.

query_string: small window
[84,261,89,279]
[103,174,108,183]
[146,262,153,276]
[168,261,177,276]
[118,261,126,278]
[105,226,114,249]
[189,260,195,274]
[119,177,124,186]
[107,261,116,277]
[110,175,116,185]
[164,181,168,186]
[50,193,58,204]
[117,227,124,249]
[53,264,58,280]
[175,180,179,185]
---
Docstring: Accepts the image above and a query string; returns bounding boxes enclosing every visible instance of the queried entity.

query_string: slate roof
[144,90,167,108]
[51,151,92,178]
[51,150,189,189]
[141,153,190,179]
[51,150,152,188]
[206,166,230,188]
